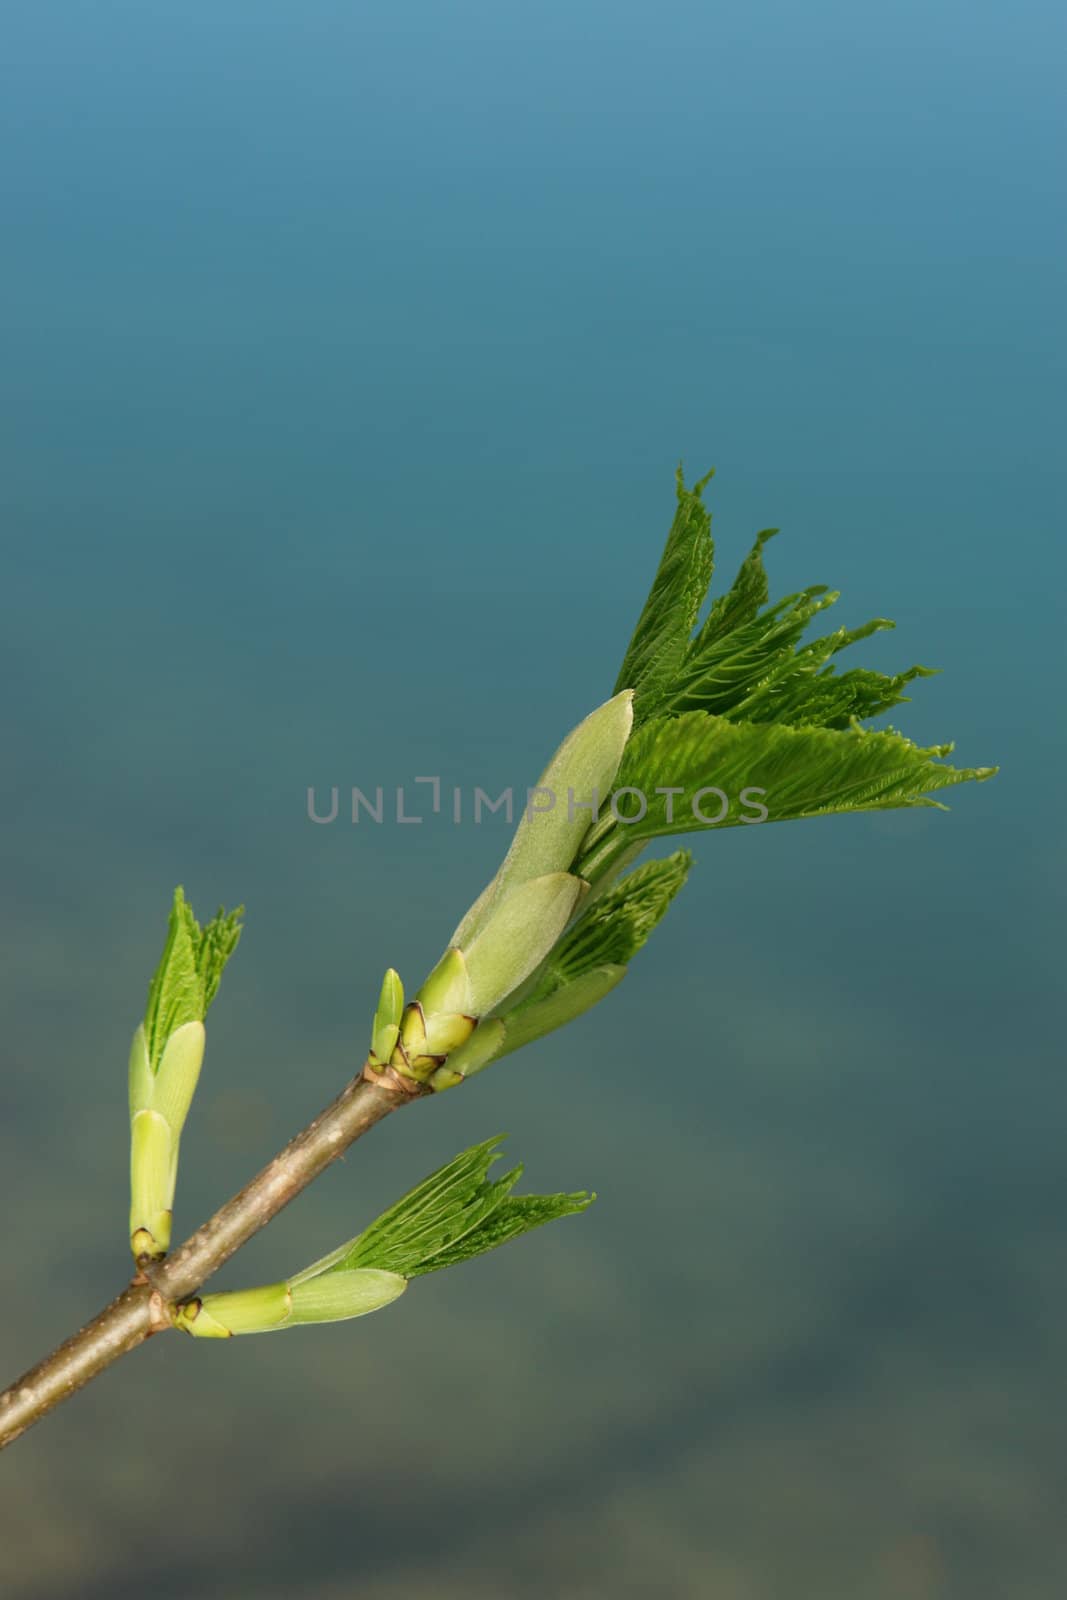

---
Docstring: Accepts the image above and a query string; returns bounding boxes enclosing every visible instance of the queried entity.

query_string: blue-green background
[2,4,1063,1596]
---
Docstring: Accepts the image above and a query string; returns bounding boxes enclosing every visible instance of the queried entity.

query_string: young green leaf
[294,1137,592,1283]
[614,475,940,735]
[143,888,243,1071]
[670,590,935,730]
[613,466,715,725]
[696,525,779,645]
[539,851,693,989]
[576,711,996,876]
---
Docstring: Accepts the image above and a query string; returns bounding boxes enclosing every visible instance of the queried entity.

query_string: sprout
[128,890,242,1264]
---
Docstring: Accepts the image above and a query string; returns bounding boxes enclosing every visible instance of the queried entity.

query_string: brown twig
[0,1073,415,1450]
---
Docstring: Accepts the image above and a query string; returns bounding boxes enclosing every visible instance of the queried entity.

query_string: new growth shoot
[0,466,995,1451]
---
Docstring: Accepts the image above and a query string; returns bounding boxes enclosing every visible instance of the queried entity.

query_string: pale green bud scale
[287,1269,407,1325]
[492,964,626,1061]
[416,947,472,1017]
[129,1108,174,1260]
[173,1271,406,1336]
[462,871,585,1015]
[421,1009,477,1056]
[150,1021,206,1133]
[128,1024,153,1119]
[451,692,633,948]
[428,1018,507,1088]
[174,1281,292,1338]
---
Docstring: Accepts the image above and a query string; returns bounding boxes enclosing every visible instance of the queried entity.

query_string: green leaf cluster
[613,466,715,723]
[292,1137,592,1284]
[143,888,243,1071]
[614,469,936,734]
[594,467,996,867]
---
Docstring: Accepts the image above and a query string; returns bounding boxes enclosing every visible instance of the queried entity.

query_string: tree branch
[0,1073,413,1451]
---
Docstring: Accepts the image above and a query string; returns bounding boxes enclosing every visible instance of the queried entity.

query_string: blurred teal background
[1,2,1063,1596]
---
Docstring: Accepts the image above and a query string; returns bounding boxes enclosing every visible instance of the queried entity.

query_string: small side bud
[390,998,477,1083]
[371,968,404,1061]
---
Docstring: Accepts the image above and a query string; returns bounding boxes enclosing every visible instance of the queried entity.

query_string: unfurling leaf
[144,888,242,1071]
[173,1139,592,1336]
[577,712,997,881]
[129,889,242,1263]
[613,465,715,726]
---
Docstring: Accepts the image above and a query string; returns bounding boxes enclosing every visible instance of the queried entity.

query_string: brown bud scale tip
[360,1056,427,1097]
